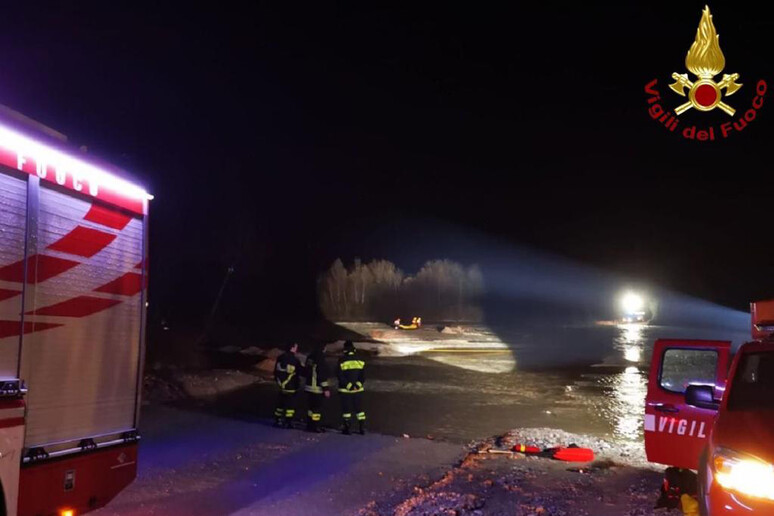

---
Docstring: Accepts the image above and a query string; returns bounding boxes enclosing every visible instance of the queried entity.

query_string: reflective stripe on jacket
[274,351,301,393]
[304,351,330,394]
[337,350,365,393]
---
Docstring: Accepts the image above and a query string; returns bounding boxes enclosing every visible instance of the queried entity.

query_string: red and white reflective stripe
[27,296,122,318]
[94,273,144,296]
[84,203,133,230]
[0,321,63,339]
[0,399,25,429]
[0,416,24,429]
[0,398,25,410]
[47,226,118,258]
[0,288,21,301]
[0,198,144,336]
[0,255,80,284]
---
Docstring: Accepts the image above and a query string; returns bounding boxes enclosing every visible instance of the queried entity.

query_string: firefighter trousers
[306,392,325,427]
[340,392,365,425]
[274,391,297,422]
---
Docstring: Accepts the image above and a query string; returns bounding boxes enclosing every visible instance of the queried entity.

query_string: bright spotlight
[621,292,644,313]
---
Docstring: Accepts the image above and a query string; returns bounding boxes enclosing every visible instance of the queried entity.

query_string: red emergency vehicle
[0,106,151,516]
[645,300,774,515]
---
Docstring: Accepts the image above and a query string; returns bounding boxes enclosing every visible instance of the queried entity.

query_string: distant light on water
[624,346,641,363]
[621,292,645,313]
[613,365,647,440]
[620,323,643,343]
[620,323,644,362]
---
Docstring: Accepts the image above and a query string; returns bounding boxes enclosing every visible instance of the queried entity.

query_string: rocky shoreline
[362,428,669,516]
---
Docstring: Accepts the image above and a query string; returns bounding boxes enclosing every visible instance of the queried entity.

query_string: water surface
[361,323,748,444]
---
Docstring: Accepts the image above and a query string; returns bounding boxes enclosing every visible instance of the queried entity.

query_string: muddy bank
[363,429,668,516]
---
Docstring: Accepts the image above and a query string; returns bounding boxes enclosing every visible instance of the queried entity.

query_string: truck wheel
[698,449,710,516]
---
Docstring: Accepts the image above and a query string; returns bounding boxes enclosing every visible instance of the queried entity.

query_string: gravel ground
[362,428,675,516]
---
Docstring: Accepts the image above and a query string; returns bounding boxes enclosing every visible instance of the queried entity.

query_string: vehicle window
[660,349,717,393]
[729,352,774,411]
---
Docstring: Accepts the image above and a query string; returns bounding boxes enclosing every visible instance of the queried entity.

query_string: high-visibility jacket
[304,350,331,394]
[680,495,698,516]
[274,351,301,393]
[337,350,365,393]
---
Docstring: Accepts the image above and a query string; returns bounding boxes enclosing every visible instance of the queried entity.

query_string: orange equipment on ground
[512,443,595,462]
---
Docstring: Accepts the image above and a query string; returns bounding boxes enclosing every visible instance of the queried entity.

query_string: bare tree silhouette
[318,258,484,322]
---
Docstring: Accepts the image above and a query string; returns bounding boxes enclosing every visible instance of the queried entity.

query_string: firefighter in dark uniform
[337,340,366,435]
[304,342,331,432]
[273,342,301,428]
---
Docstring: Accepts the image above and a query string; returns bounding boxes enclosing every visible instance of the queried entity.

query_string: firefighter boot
[282,409,295,429]
[274,408,284,427]
[342,420,351,435]
[358,421,366,435]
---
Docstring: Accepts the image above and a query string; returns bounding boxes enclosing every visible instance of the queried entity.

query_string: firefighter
[273,342,301,428]
[680,495,698,516]
[304,342,331,432]
[337,340,366,435]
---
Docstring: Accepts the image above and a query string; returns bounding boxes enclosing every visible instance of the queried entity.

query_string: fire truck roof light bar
[0,123,153,201]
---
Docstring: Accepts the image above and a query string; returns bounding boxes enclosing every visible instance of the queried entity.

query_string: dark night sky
[1,2,773,321]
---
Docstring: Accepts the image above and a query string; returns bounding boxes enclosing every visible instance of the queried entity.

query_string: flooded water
[361,323,749,445]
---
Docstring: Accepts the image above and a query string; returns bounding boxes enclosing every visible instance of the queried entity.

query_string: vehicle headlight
[714,448,774,501]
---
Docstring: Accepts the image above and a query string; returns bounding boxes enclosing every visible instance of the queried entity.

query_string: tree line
[318,258,484,322]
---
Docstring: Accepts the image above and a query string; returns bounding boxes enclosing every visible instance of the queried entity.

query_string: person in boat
[397,317,420,330]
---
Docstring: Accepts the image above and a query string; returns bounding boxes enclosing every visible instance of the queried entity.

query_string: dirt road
[93,405,462,516]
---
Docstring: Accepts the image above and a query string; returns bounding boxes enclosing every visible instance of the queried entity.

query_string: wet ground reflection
[612,366,647,441]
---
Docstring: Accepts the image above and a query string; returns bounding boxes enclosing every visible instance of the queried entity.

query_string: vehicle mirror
[685,384,720,411]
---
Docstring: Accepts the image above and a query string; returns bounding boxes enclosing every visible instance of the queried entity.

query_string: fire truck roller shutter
[0,171,28,379]
[19,183,143,447]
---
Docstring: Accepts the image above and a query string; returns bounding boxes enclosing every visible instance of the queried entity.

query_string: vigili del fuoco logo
[644,5,766,141]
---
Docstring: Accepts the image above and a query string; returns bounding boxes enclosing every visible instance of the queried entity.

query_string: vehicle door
[645,339,730,469]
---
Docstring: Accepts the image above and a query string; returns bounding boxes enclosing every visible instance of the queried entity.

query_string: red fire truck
[645,301,774,514]
[0,106,151,516]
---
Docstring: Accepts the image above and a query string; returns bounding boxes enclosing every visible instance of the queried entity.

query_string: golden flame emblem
[685,6,725,78]
[670,6,741,116]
